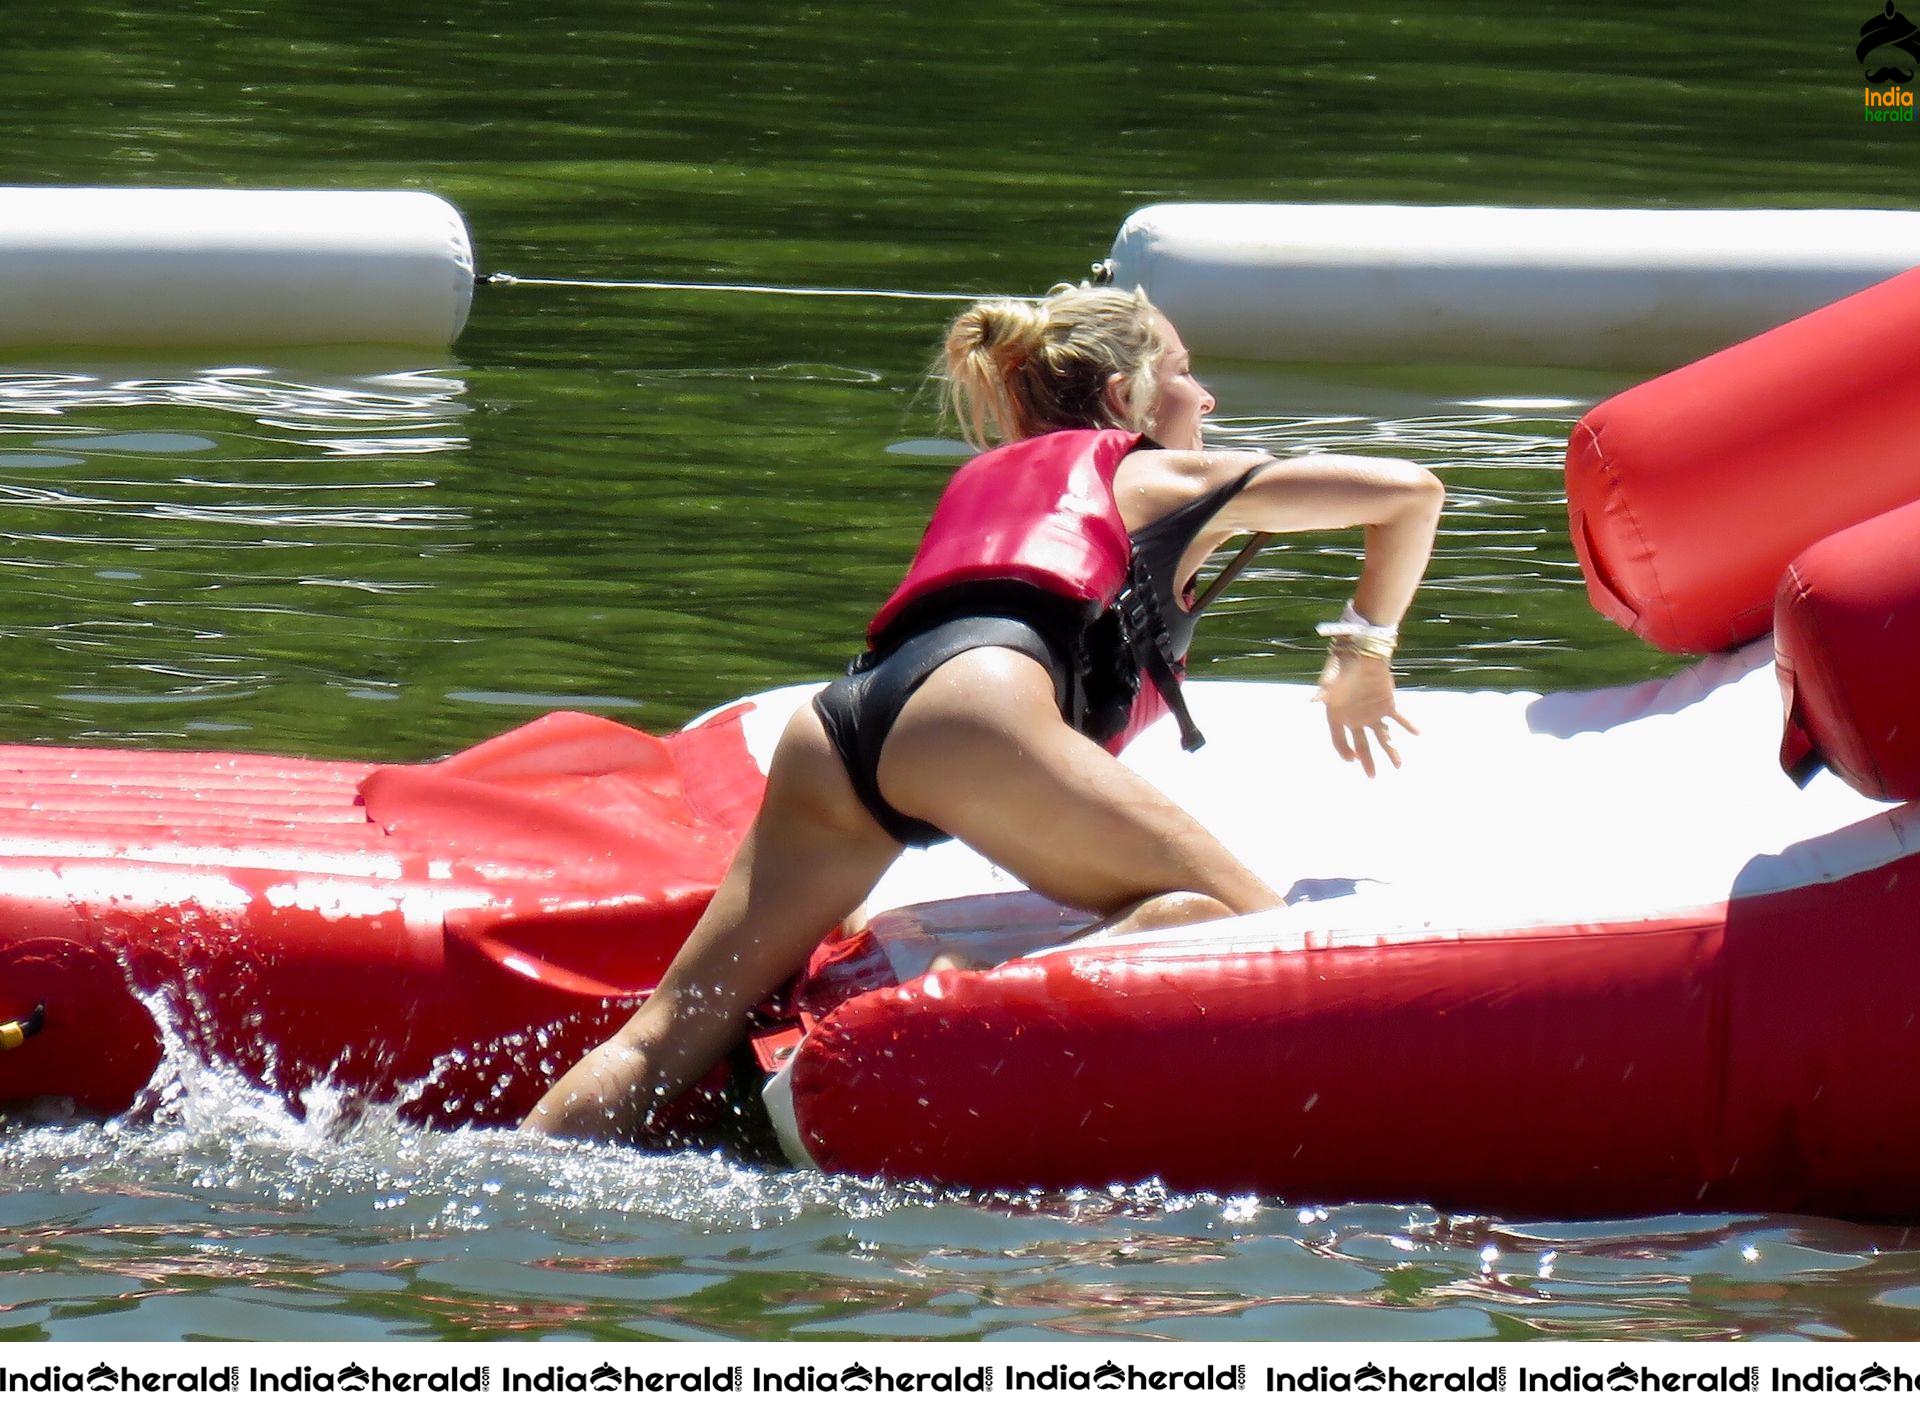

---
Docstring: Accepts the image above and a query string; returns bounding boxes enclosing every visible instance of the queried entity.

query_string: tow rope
[481,272,1026,302]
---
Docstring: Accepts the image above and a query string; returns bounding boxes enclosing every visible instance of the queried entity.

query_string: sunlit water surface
[4,0,1916,1341]
[9,1014,1920,1341]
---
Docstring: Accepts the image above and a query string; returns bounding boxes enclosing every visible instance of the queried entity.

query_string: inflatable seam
[1568,421,1641,639]
[1595,425,1679,651]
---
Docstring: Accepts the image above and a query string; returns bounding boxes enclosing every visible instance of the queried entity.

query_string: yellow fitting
[0,1004,44,1051]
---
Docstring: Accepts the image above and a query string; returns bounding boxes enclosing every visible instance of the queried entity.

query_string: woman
[524,284,1442,1141]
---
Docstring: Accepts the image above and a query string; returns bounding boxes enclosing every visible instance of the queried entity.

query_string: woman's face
[1139,315,1215,450]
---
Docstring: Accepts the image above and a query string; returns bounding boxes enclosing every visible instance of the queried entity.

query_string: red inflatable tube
[1567,266,1920,654]
[0,710,765,1124]
[777,848,1920,1219]
[1776,498,1920,801]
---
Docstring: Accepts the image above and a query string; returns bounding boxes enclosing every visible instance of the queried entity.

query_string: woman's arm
[1192,451,1445,775]
[1221,453,1445,628]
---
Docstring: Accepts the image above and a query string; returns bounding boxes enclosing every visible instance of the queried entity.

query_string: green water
[2,0,1918,1341]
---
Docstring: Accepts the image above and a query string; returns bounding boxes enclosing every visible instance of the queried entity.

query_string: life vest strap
[1118,568,1206,752]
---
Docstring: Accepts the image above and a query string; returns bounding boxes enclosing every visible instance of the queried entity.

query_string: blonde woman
[526,285,1443,1141]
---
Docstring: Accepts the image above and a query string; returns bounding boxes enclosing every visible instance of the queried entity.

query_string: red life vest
[867,427,1199,756]
[867,428,1141,646]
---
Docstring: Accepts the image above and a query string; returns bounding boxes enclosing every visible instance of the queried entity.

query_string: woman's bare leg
[527,650,1281,1139]
[522,707,901,1140]
[928,892,1233,972]
[879,648,1285,919]
[1069,890,1235,940]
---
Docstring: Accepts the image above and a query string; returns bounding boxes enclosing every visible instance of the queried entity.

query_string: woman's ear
[1102,371,1131,424]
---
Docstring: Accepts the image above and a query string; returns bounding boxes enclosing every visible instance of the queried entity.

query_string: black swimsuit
[812,465,1261,848]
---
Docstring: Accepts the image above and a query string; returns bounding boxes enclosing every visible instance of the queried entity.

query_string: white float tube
[0,188,474,348]
[1107,204,1920,368]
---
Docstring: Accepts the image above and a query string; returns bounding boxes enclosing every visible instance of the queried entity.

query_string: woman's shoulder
[1114,444,1273,524]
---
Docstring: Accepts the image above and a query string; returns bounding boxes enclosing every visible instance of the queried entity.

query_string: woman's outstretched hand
[1312,650,1417,777]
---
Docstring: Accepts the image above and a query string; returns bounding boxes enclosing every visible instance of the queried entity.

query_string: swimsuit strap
[1113,458,1275,752]
[1127,460,1273,659]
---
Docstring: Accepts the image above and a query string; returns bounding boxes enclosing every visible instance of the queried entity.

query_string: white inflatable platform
[0,188,474,348]
[1108,204,1920,369]
[729,647,1897,981]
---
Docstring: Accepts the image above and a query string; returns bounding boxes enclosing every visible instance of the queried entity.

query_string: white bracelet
[1315,601,1399,657]
[1345,600,1398,633]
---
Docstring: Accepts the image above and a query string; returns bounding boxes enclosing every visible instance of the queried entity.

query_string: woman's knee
[1160,890,1239,922]
[1108,889,1236,934]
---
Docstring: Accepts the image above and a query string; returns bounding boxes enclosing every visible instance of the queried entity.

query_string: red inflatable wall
[785,851,1920,1219]
[1776,499,1920,801]
[1567,266,1920,654]
[0,710,765,1124]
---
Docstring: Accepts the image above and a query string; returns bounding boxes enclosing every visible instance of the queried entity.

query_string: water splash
[0,983,926,1239]
[1,980,1907,1338]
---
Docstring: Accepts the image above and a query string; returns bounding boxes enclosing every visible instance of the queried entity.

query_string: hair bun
[938,285,1162,448]
[949,299,1046,368]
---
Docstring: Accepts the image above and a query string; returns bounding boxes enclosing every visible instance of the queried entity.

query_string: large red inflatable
[772,860,1920,1216]
[1775,498,1920,801]
[1567,266,1920,654]
[0,709,763,1123]
[754,653,1920,1218]
[5,651,1917,1218]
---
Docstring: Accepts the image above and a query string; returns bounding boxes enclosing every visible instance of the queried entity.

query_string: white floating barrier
[1107,203,1920,368]
[0,188,474,349]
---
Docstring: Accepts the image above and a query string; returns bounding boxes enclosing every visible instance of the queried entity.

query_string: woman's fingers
[1323,674,1416,774]
[1371,721,1403,770]
[1326,709,1353,761]
[1326,710,1409,774]
[1347,724,1376,777]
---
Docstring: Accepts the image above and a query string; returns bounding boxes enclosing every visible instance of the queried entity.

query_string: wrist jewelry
[1315,600,1399,660]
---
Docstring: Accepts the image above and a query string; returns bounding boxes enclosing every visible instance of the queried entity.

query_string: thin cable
[1190,533,1272,613]
[483,272,1031,302]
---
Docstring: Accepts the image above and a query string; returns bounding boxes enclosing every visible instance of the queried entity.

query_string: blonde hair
[939,283,1168,449]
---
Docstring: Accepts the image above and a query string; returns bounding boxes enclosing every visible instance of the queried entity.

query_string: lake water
[3,0,1917,1341]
